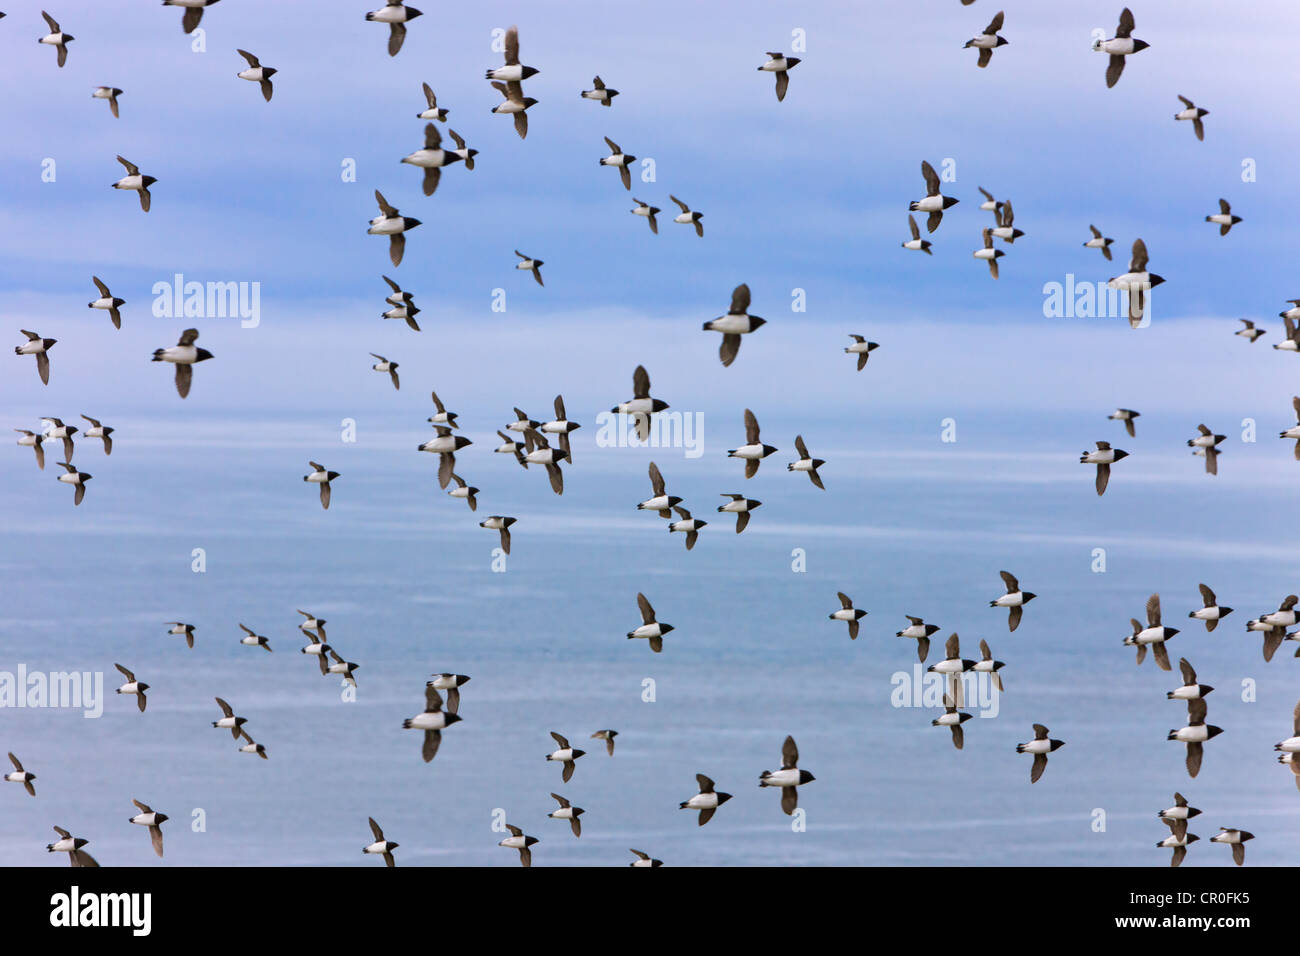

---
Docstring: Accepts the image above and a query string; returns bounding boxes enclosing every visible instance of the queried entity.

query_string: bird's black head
[1113,449,1130,461]
[1206,726,1224,740]
[1133,39,1150,52]
[195,348,214,362]
[717,792,733,805]
[659,623,675,635]
[445,713,463,726]
[521,67,539,80]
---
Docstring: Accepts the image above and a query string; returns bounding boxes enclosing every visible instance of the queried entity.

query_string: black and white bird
[897,615,940,663]
[38,11,73,68]
[1280,396,1300,458]
[428,391,458,428]
[401,123,463,196]
[416,82,447,120]
[788,434,826,488]
[521,429,567,495]
[1236,319,1265,343]
[80,415,113,455]
[326,650,359,686]
[303,461,340,510]
[1125,593,1180,670]
[1168,657,1213,702]
[1174,95,1209,140]
[237,729,268,759]
[759,735,814,815]
[991,200,1023,242]
[757,52,800,101]
[932,693,973,750]
[162,0,219,34]
[901,214,932,254]
[1274,700,1300,790]
[381,276,420,330]
[165,622,196,649]
[990,570,1035,631]
[628,848,662,868]
[545,732,586,784]
[152,328,213,399]
[631,198,660,233]
[499,824,538,867]
[974,638,1005,692]
[717,494,761,533]
[611,365,669,441]
[599,137,636,190]
[514,250,544,286]
[1157,792,1201,839]
[1084,224,1114,260]
[1187,424,1225,476]
[114,663,149,713]
[447,473,478,512]
[369,191,421,267]
[668,506,706,550]
[235,49,276,102]
[128,800,168,858]
[1276,314,1300,353]
[428,673,470,714]
[547,793,584,837]
[56,462,92,506]
[910,160,958,233]
[363,817,399,866]
[581,75,618,106]
[111,155,156,212]
[485,26,538,82]
[41,418,76,462]
[14,429,45,470]
[92,86,123,119]
[680,774,732,826]
[628,592,673,654]
[964,10,1007,68]
[1248,595,1298,662]
[974,227,1004,279]
[1157,821,1198,868]
[638,461,680,517]
[418,428,472,490]
[829,592,867,640]
[1169,698,1222,778]
[1108,238,1164,328]
[495,431,528,469]
[669,195,704,236]
[4,753,35,796]
[1016,724,1065,783]
[1108,408,1140,438]
[15,330,56,385]
[490,80,536,139]
[928,633,977,707]
[402,684,461,763]
[1093,7,1149,88]
[1080,441,1128,496]
[480,515,516,554]
[1210,829,1254,866]
[703,284,765,367]
[212,697,247,739]
[590,729,618,756]
[370,354,400,390]
[540,394,580,459]
[1205,198,1241,236]
[1188,584,1232,632]
[727,408,777,478]
[46,826,97,868]
[844,334,879,371]
[238,623,272,653]
[366,2,421,56]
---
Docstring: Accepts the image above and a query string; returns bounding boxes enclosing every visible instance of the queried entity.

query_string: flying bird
[114,663,149,712]
[964,10,1008,67]
[1084,224,1114,260]
[368,191,421,267]
[235,49,276,101]
[1080,441,1128,496]
[402,684,462,763]
[547,793,585,837]
[788,435,826,488]
[680,774,732,826]
[370,354,400,390]
[152,328,213,399]
[92,86,122,118]
[401,123,463,196]
[759,735,814,815]
[1169,697,1222,778]
[514,250,544,286]
[303,461,340,509]
[757,51,800,101]
[4,753,35,796]
[128,800,168,858]
[1093,7,1149,88]
[15,330,56,384]
[162,0,219,34]
[1108,408,1139,437]
[829,592,867,640]
[628,592,674,653]
[363,817,399,866]
[1188,584,1232,632]
[910,160,958,233]
[717,493,761,533]
[611,365,669,441]
[1205,198,1241,236]
[600,137,636,190]
[38,11,73,68]
[727,408,777,478]
[498,824,538,867]
[703,284,765,367]
[1124,593,1180,670]
[1174,95,1209,140]
[1108,238,1164,328]
[669,195,704,236]
[366,2,421,56]
[581,75,618,106]
[990,570,1035,631]
[1016,724,1065,783]
[545,732,586,784]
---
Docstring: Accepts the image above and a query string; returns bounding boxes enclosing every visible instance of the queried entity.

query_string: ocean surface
[2,385,1298,867]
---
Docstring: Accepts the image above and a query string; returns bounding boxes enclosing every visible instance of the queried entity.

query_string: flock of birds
[6,2,1300,867]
